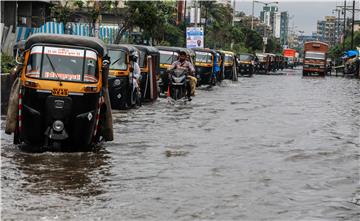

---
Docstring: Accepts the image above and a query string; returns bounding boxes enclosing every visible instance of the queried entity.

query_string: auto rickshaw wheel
[52,141,62,152]
[13,129,20,145]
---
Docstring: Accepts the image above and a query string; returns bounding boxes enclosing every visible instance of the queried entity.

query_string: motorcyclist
[167,51,196,101]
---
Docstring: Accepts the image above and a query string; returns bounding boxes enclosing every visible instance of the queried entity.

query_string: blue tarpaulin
[343,50,359,58]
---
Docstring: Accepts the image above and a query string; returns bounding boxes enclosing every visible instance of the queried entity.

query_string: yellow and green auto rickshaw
[107,44,141,109]
[133,45,160,102]
[217,50,238,81]
[6,34,113,151]
[192,48,221,85]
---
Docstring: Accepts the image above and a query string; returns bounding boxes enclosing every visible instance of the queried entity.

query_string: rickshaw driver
[168,51,196,101]
[130,51,141,95]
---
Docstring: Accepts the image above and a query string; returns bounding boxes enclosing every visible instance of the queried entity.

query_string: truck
[303,41,329,76]
[283,48,297,69]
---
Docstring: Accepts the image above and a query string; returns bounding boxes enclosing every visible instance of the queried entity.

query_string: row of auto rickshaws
[5,34,241,151]
[237,52,294,76]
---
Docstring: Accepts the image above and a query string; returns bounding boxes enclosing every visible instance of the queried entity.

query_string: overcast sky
[234,0,360,35]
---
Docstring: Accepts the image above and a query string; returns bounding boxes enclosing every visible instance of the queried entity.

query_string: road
[1,67,359,220]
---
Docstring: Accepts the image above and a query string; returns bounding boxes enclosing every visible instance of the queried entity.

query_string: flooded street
[1,68,359,220]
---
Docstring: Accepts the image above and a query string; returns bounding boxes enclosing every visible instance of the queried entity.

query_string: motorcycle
[167,69,189,101]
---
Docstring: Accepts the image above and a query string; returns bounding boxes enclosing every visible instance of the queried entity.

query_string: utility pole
[351,0,355,49]
[194,0,198,27]
[343,0,346,51]
[251,0,255,30]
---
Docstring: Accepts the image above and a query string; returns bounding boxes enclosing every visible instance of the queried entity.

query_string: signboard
[263,37,268,45]
[186,27,204,49]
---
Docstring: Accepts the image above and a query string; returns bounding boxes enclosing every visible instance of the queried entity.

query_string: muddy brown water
[1,68,359,220]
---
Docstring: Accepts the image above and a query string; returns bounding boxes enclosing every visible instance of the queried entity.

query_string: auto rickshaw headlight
[113,79,121,86]
[53,120,64,132]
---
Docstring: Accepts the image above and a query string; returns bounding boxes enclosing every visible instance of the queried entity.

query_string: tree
[242,27,263,52]
[265,37,282,54]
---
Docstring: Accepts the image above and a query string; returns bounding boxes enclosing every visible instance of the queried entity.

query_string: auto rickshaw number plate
[52,88,69,96]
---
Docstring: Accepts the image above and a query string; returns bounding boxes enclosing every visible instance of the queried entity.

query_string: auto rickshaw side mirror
[15,49,24,65]
[102,59,110,67]
[102,54,110,67]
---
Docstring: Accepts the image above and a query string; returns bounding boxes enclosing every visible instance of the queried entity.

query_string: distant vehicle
[283,48,296,69]
[255,53,270,74]
[303,41,329,76]
[343,50,360,77]
[237,53,256,77]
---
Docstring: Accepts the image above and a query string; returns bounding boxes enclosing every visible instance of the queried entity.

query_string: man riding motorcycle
[167,51,197,101]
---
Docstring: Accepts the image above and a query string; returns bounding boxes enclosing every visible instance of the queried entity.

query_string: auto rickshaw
[266,53,276,72]
[6,33,113,151]
[107,44,141,109]
[255,53,270,74]
[217,50,238,81]
[133,45,160,102]
[156,46,195,94]
[192,48,221,85]
[237,53,256,77]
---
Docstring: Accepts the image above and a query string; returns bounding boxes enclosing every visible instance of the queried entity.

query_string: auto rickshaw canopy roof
[107,44,138,54]
[133,45,160,55]
[25,34,107,56]
[156,46,194,56]
[218,50,235,56]
[192,48,217,55]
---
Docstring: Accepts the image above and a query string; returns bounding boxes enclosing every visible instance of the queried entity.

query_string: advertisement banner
[186,27,204,49]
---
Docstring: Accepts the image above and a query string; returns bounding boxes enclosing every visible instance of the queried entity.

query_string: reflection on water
[1,70,359,220]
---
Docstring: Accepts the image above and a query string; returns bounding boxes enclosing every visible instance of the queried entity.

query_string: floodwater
[1,68,359,220]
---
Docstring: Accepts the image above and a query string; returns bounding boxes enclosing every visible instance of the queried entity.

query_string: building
[1,0,51,29]
[316,16,340,46]
[353,20,360,32]
[273,12,281,38]
[259,6,288,47]
[260,5,278,29]
[280,12,288,47]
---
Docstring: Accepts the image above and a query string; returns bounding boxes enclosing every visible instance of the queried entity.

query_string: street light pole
[343,0,346,51]
[251,0,255,30]
[351,0,355,49]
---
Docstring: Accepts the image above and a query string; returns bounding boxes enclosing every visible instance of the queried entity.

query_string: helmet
[130,51,138,62]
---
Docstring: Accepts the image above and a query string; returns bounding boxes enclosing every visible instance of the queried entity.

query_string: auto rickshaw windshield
[195,51,213,63]
[26,45,98,83]
[109,49,127,70]
[224,54,233,63]
[159,50,179,64]
[239,54,253,61]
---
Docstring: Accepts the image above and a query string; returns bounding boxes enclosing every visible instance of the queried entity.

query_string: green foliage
[330,31,360,64]
[266,37,282,54]
[1,54,16,73]
[242,27,263,52]
[50,2,72,24]
[73,0,84,8]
